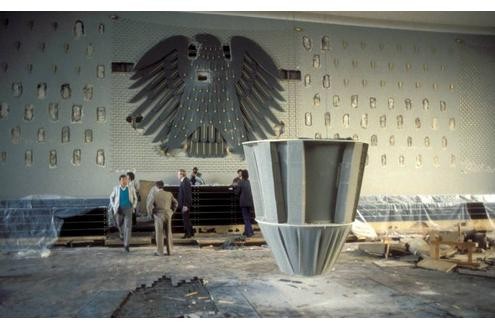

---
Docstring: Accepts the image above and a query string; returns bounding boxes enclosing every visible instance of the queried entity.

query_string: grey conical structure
[243,139,368,276]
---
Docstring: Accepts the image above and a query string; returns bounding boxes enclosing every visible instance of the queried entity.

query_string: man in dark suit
[177,169,194,238]
[234,169,255,238]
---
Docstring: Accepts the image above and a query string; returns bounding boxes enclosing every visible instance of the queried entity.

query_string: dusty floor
[1,243,495,317]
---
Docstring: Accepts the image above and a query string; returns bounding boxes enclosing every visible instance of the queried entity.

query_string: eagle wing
[128,35,190,144]
[230,36,284,144]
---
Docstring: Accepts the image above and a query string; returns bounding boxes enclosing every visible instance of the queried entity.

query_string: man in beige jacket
[147,181,178,256]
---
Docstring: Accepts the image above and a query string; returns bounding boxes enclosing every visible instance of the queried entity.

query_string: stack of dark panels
[164,186,244,233]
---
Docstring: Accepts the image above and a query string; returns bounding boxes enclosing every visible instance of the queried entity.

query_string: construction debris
[195,236,266,248]
[464,230,490,250]
[112,276,215,318]
[487,231,495,248]
[351,213,378,240]
[402,237,430,257]
[353,224,495,275]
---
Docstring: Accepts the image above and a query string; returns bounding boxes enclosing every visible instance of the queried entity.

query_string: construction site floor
[1,243,495,317]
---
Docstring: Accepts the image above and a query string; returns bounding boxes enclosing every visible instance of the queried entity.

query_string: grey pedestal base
[257,219,352,276]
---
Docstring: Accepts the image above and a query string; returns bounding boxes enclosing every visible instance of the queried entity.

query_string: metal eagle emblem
[127,34,285,157]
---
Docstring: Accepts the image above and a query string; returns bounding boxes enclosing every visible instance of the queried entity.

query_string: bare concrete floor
[1,244,494,317]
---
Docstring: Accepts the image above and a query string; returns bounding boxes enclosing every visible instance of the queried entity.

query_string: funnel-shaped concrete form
[243,139,368,276]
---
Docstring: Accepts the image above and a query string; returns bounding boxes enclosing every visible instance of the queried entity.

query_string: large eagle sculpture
[127,34,285,157]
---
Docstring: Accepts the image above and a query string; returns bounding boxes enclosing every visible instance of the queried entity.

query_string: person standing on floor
[231,169,243,187]
[234,169,255,238]
[178,169,194,238]
[190,166,205,186]
[146,180,161,220]
[127,172,140,226]
[147,181,178,256]
[110,174,137,252]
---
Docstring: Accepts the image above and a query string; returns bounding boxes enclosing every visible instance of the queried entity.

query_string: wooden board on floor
[369,219,494,235]
[417,259,457,272]
[0,237,105,248]
[230,236,266,246]
[194,225,256,234]
[55,236,105,246]
[196,236,265,247]
[449,253,483,263]
[373,259,415,268]
[446,259,485,269]
[105,233,152,246]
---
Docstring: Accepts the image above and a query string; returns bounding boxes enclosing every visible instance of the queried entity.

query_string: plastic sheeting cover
[0,207,62,258]
[357,194,495,229]
[0,195,107,257]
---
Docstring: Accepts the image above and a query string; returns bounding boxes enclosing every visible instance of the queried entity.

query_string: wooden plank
[54,239,70,246]
[446,260,482,269]
[194,225,256,234]
[196,236,265,248]
[368,219,494,235]
[431,240,477,247]
[417,259,457,272]
[68,240,102,247]
[1,236,105,248]
[0,237,53,246]
[430,238,476,261]
[373,260,415,268]
[196,239,226,247]
[238,238,266,246]
[55,236,106,246]
[57,236,106,242]
[446,254,484,269]
[105,236,152,246]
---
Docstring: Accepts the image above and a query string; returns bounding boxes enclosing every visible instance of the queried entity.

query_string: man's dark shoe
[125,246,130,252]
